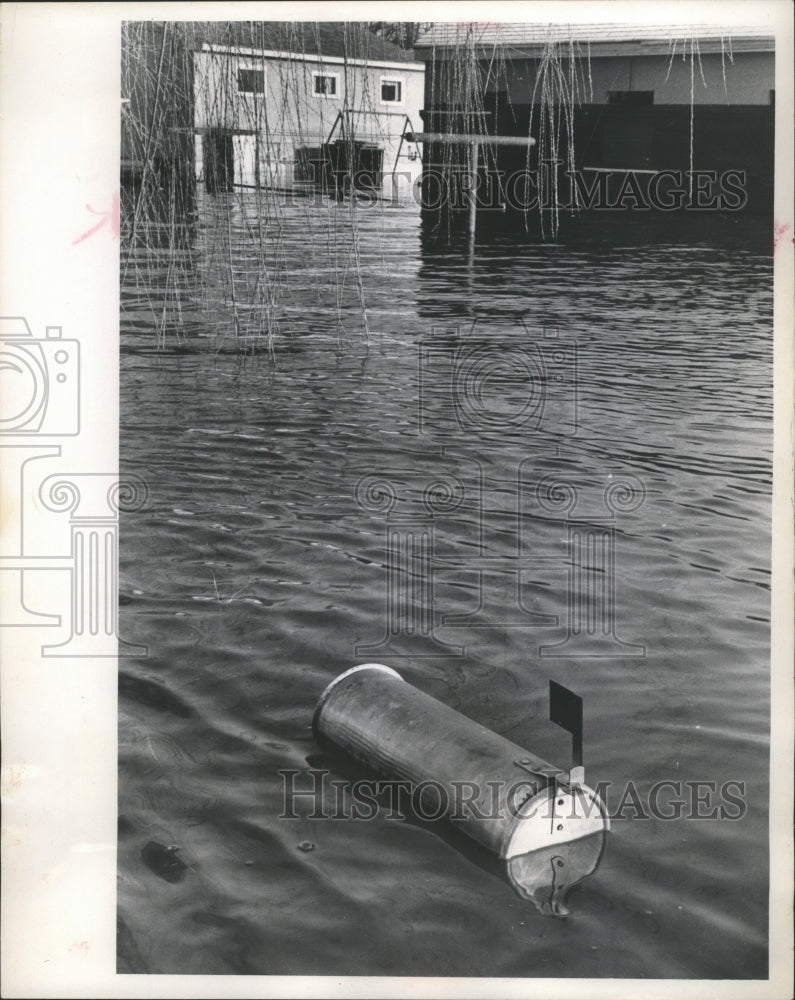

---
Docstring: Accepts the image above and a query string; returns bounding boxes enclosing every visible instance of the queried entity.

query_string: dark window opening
[294,146,327,183]
[381,80,403,103]
[314,74,337,96]
[203,131,235,194]
[238,69,265,94]
[608,91,654,106]
[769,89,775,105]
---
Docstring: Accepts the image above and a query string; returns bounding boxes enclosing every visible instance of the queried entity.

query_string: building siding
[193,47,425,194]
[493,51,775,106]
[416,30,774,223]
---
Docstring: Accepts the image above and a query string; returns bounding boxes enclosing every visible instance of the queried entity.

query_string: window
[313,73,338,97]
[380,78,404,104]
[238,68,265,94]
[294,146,327,183]
[608,90,654,106]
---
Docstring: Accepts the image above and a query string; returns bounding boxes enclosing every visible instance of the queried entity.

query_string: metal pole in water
[468,140,479,236]
[403,132,536,241]
[313,664,608,859]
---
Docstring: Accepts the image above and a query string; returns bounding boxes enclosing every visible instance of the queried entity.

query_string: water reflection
[505,832,607,917]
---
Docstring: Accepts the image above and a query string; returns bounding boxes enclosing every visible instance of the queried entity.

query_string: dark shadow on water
[420,208,773,252]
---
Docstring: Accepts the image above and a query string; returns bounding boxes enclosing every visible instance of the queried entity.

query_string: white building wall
[497,51,774,106]
[193,48,425,195]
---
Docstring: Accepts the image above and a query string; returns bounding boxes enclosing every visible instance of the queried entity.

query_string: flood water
[118,192,772,978]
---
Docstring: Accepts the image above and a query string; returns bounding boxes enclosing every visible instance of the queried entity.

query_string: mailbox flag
[549,680,583,768]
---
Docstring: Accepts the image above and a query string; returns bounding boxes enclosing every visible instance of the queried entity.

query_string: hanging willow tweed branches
[121,21,399,351]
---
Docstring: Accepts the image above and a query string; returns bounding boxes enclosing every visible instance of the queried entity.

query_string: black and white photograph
[1,2,793,997]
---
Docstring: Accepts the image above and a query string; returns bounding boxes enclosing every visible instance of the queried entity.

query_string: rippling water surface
[118,193,772,978]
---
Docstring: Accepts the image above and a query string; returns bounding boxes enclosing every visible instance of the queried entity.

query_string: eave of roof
[198,42,424,72]
[413,22,775,57]
[192,21,419,63]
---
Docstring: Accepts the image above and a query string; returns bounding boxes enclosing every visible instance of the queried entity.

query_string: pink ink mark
[68,940,90,955]
[72,193,120,245]
[773,220,793,253]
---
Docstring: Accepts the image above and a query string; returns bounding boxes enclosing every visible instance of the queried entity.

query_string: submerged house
[121,22,425,203]
[192,22,425,195]
[412,23,775,223]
